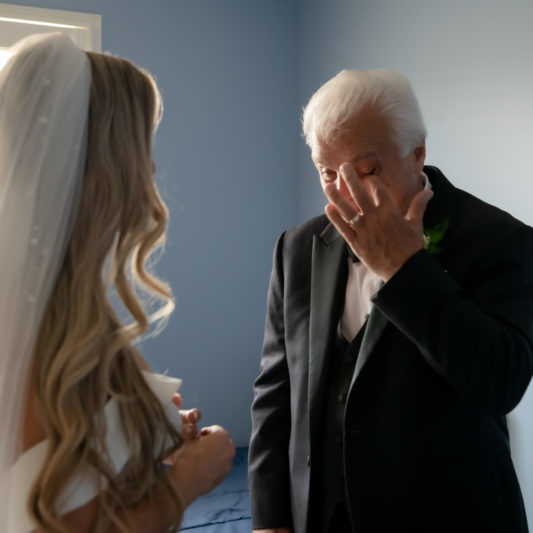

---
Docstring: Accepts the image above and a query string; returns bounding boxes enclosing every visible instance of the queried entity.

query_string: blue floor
[180,447,251,532]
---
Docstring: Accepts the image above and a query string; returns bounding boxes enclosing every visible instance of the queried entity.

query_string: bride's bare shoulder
[22,346,149,452]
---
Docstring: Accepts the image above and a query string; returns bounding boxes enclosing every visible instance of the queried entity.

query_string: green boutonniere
[423,218,449,256]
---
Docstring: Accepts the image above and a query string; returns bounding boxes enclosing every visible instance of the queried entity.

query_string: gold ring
[348,214,360,226]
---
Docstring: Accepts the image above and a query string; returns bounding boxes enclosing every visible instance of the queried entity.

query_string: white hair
[302,69,427,156]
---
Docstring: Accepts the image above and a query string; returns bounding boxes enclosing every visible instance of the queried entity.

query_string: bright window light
[0,4,101,52]
[0,48,12,70]
[0,16,84,29]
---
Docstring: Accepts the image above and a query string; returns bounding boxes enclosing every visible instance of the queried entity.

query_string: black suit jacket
[249,167,533,533]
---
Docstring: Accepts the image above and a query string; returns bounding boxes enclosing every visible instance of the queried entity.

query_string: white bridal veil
[0,33,90,530]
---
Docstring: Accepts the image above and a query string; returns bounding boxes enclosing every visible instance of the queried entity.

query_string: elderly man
[248,70,533,533]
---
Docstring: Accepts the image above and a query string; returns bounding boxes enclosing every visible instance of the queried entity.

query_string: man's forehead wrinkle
[312,147,378,169]
[352,150,378,163]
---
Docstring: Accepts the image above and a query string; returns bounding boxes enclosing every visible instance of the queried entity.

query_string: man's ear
[413,142,426,173]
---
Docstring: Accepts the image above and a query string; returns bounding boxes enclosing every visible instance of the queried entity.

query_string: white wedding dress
[4,371,182,533]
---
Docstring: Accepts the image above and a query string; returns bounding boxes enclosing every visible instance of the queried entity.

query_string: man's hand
[324,162,433,281]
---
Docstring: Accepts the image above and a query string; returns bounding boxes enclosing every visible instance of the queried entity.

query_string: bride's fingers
[181,423,198,440]
[172,393,182,409]
[180,408,202,440]
[181,408,201,423]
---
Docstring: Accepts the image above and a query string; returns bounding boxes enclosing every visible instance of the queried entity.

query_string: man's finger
[363,173,392,207]
[340,163,374,214]
[325,203,352,234]
[325,203,361,257]
[405,189,434,223]
[324,181,361,222]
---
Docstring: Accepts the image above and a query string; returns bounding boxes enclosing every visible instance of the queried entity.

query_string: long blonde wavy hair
[28,52,183,532]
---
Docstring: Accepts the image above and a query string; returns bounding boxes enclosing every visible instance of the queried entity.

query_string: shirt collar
[422,171,432,190]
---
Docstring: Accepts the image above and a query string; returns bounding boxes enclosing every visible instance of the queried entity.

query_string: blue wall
[299,0,533,524]
[6,0,300,446]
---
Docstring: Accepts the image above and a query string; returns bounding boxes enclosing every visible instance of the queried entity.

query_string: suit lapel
[308,224,390,415]
[308,223,346,440]
[350,305,389,390]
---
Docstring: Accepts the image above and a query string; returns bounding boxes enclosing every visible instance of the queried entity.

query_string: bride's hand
[172,393,202,440]
[169,425,235,506]
[164,394,203,465]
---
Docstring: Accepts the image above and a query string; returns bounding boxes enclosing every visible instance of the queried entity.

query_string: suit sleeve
[248,232,293,529]
[372,223,533,414]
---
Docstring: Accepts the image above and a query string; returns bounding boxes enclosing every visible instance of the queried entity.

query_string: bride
[0,32,234,532]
